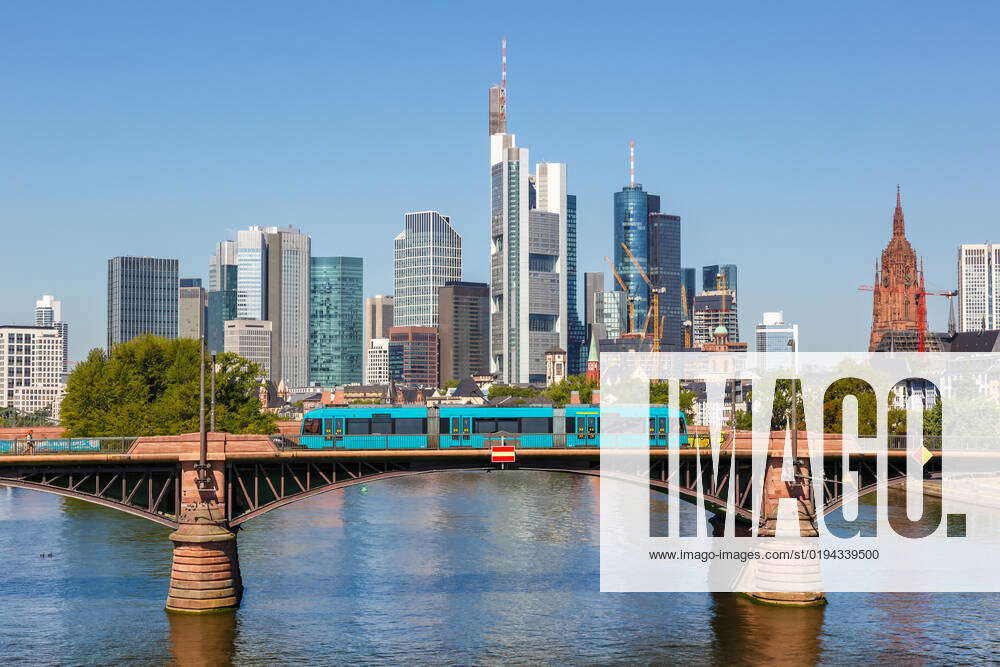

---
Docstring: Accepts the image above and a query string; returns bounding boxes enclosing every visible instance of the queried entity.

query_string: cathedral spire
[893,184,905,237]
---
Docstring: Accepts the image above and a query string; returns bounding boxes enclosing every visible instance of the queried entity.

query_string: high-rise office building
[388,326,438,387]
[692,290,739,348]
[682,268,696,321]
[702,264,738,298]
[393,211,462,328]
[648,212,682,349]
[756,311,799,360]
[957,243,1000,332]
[613,142,657,325]
[207,241,238,355]
[34,295,68,371]
[224,225,311,385]
[438,281,489,384]
[488,52,573,383]
[364,295,394,350]
[224,320,272,383]
[565,194,585,376]
[0,325,66,418]
[107,256,178,350]
[364,338,390,385]
[178,278,206,340]
[597,291,627,341]
[584,273,604,339]
[309,256,363,387]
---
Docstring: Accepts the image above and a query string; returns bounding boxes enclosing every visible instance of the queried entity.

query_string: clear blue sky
[2,2,998,360]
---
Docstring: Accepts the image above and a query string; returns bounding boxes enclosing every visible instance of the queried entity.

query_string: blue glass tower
[309,257,363,386]
[649,213,682,349]
[565,194,586,375]
[613,185,659,329]
[682,267,696,319]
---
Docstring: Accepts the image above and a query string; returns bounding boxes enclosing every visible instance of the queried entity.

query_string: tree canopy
[60,335,277,437]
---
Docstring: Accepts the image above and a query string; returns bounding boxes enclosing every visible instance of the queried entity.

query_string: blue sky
[2,2,998,360]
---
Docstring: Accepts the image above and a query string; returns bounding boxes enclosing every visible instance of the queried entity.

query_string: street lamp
[787,337,799,469]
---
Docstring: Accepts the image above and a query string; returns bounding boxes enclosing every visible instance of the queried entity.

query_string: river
[1,471,997,664]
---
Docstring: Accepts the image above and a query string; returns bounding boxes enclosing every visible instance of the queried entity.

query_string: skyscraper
[364,295,394,351]
[209,240,237,292]
[394,211,462,327]
[225,225,311,385]
[565,194,585,375]
[613,142,657,324]
[488,45,573,383]
[648,212,682,349]
[597,291,627,341]
[178,278,206,340]
[107,256,178,350]
[34,295,68,370]
[583,273,604,346]
[756,311,799,361]
[388,326,438,387]
[692,288,738,348]
[701,264,737,296]
[207,241,238,355]
[438,281,489,384]
[957,243,1000,331]
[309,256,363,387]
[682,267,696,319]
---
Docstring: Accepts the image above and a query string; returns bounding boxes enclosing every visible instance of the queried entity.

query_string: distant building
[34,295,68,371]
[224,320,272,383]
[755,311,799,359]
[207,241,238,355]
[107,256,178,350]
[178,278,206,340]
[388,326,438,387]
[868,188,923,352]
[583,272,604,345]
[364,338,390,385]
[648,212,682,349]
[0,325,65,418]
[545,347,567,386]
[597,291,627,341]
[702,264,738,299]
[364,295,394,351]
[394,211,462,327]
[699,325,748,352]
[681,268,696,321]
[309,256,363,387]
[692,291,738,348]
[957,243,1000,332]
[438,281,489,385]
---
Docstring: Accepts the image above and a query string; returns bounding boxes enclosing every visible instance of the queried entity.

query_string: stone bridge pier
[166,456,242,614]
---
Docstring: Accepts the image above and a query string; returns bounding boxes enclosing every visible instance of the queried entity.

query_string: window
[302,418,321,435]
[371,419,392,435]
[440,418,451,434]
[346,418,370,435]
[520,417,551,434]
[496,418,519,433]
[565,417,575,433]
[394,418,426,434]
[474,419,497,434]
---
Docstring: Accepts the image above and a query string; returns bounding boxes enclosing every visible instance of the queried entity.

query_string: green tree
[648,381,697,424]
[61,335,276,436]
[544,375,598,406]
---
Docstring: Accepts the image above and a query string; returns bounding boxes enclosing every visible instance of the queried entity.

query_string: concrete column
[166,459,243,614]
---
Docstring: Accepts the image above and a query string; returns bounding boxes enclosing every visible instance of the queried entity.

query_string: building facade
[597,290,627,341]
[364,295,394,351]
[34,295,68,371]
[438,281,489,385]
[0,325,66,418]
[388,326,438,387]
[957,243,1000,332]
[583,272,604,343]
[107,256,178,350]
[364,338,390,385]
[394,212,462,328]
[178,278,206,340]
[869,188,923,351]
[613,177,657,324]
[692,292,739,348]
[207,241,238,355]
[648,212,682,349]
[224,320,272,383]
[755,311,799,363]
[309,256,363,387]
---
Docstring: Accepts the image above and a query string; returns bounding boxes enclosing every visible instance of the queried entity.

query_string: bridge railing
[0,437,137,456]
[887,435,942,451]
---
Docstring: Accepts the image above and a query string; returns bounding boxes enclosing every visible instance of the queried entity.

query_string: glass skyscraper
[682,267,696,320]
[107,256,178,350]
[565,194,585,375]
[648,213,682,349]
[309,256,363,387]
[394,211,462,328]
[613,184,657,322]
[702,264,737,295]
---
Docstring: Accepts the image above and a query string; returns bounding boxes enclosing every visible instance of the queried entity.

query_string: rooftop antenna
[629,140,636,186]
[499,37,507,127]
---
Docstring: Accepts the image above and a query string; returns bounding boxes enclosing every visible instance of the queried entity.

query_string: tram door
[586,417,597,440]
[333,417,344,446]
[461,417,471,442]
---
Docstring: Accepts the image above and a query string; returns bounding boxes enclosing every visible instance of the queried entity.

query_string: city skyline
[3,4,997,359]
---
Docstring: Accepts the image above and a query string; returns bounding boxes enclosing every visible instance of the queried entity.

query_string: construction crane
[858,281,957,352]
[620,242,665,351]
[604,256,639,335]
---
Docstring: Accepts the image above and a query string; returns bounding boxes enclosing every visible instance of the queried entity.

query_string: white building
[0,325,66,419]
[34,295,69,371]
[224,320,272,383]
[364,337,390,385]
[755,311,799,357]
[958,244,1000,331]
[393,212,462,327]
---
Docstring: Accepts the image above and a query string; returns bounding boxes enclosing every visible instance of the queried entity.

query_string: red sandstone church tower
[868,187,925,351]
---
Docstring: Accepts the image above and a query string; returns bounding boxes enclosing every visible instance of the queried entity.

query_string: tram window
[649,418,655,434]
[371,420,392,435]
[474,419,497,434]
[440,418,451,434]
[302,418,321,435]
[680,418,687,434]
[521,417,551,433]
[496,418,519,433]
[346,418,371,435]
[394,418,426,434]
[566,417,575,433]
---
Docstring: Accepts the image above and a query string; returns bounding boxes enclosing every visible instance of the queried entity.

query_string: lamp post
[210,353,217,432]
[787,337,799,469]
[195,335,211,489]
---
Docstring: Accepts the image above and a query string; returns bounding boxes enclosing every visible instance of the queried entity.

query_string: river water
[0,471,997,665]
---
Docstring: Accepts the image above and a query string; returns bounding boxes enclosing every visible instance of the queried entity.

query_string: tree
[61,335,276,437]
[0,406,54,427]
[545,375,598,406]
[648,381,696,424]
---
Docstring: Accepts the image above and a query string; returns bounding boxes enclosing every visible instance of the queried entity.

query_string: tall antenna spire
[629,140,635,186]
[499,37,507,127]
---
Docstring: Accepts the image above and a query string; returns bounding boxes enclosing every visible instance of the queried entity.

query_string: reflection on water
[0,474,998,664]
